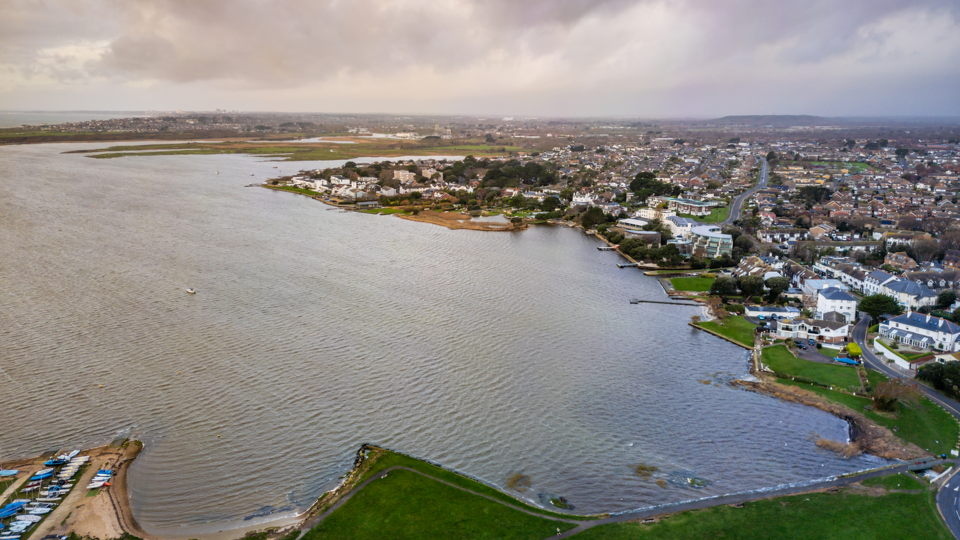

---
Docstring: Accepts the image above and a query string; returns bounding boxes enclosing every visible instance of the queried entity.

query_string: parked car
[798,344,808,350]
[808,339,816,345]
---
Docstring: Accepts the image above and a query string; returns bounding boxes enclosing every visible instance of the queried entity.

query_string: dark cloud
[1,0,959,115]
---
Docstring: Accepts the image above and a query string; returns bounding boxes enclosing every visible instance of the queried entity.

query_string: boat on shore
[0,470,17,476]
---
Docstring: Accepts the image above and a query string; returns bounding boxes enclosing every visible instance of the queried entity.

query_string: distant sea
[0,111,147,128]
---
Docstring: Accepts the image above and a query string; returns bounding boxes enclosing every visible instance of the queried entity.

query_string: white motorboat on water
[186,288,196,294]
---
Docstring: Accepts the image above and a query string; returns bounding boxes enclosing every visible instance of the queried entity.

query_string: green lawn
[762,345,861,390]
[696,316,756,348]
[356,450,592,521]
[777,379,959,455]
[573,489,949,540]
[677,206,729,223]
[303,468,575,540]
[862,472,924,490]
[670,277,715,292]
[266,185,321,197]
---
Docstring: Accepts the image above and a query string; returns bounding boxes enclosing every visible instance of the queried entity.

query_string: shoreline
[1,440,149,540]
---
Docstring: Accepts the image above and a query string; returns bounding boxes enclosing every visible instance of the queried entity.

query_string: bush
[891,341,899,349]
[816,343,822,349]
[726,304,745,314]
[847,343,862,357]
[701,273,717,279]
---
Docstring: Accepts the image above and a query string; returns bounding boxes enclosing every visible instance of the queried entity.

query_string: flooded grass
[636,464,659,479]
[506,473,532,492]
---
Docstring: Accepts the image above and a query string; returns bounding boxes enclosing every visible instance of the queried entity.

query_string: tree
[918,362,960,398]
[738,275,764,298]
[766,151,778,162]
[542,196,561,212]
[580,207,606,230]
[710,276,739,299]
[938,290,958,309]
[895,148,910,159]
[765,276,790,302]
[734,235,754,252]
[872,379,918,412]
[858,294,903,320]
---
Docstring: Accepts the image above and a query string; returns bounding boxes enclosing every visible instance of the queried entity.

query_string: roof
[690,225,731,239]
[883,311,960,335]
[867,270,895,282]
[818,288,857,302]
[666,216,697,226]
[884,280,937,298]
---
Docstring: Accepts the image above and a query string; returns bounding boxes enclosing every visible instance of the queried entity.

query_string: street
[722,157,768,225]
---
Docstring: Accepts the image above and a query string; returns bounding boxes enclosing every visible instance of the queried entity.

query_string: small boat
[87,482,105,489]
[67,450,80,459]
[629,298,640,304]
[14,515,42,523]
[29,472,53,481]
[35,497,61,502]
[44,459,67,467]
[34,468,53,476]
[28,508,51,514]
[0,470,17,477]
[216,171,220,174]
[186,288,196,294]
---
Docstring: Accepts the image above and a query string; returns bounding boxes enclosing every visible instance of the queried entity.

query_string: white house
[665,216,697,239]
[863,270,898,296]
[801,279,849,297]
[880,280,938,310]
[815,288,858,323]
[879,312,960,352]
[775,318,851,344]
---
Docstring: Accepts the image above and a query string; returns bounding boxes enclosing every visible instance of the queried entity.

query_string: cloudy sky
[2,0,959,117]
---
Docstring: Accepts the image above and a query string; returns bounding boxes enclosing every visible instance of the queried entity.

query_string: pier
[630,298,701,307]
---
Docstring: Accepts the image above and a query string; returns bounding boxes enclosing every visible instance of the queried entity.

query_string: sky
[2,0,960,117]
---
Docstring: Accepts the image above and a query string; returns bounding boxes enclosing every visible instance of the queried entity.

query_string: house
[648,196,721,217]
[879,312,960,352]
[744,305,801,319]
[758,229,810,244]
[690,225,733,258]
[665,216,697,238]
[801,279,849,297]
[815,288,858,323]
[863,270,898,296]
[809,223,837,239]
[775,318,851,344]
[885,252,918,272]
[637,207,676,220]
[881,279,938,310]
[732,256,783,280]
[394,170,417,182]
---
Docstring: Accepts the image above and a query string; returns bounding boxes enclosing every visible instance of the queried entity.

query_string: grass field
[303,468,575,540]
[357,450,591,521]
[572,489,949,540]
[810,161,875,172]
[670,277,715,292]
[862,472,924,490]
[695,316,756,348]
[678,206,729,223]
[777,379,959,455]
[762,345,861,390]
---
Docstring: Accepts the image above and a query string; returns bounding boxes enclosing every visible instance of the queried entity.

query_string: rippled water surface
[0,144,885,536]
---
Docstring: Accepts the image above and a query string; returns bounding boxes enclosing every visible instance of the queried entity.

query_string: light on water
[0,143,885,536]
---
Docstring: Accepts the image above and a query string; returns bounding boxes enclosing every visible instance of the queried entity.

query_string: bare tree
[872,380,919,412]
[912,238,940,263]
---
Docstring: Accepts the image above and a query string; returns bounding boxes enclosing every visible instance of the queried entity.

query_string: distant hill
[708,115,829,126]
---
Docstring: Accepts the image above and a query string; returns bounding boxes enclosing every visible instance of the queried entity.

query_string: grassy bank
[573,487,948,540]
[695,316,756,348]
[669,277,715,292]
[778,379,959,455]
[862,472,924,490]
[303,468,575,540]
[762,345,860,390]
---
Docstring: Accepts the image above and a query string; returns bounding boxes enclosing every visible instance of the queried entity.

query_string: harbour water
[0,143,886,536]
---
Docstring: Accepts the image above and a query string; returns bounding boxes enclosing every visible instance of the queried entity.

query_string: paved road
[852,314,960,538]
[939,469,960,538]
[722,157,768,226]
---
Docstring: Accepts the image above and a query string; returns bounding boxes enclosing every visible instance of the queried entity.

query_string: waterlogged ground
[0,143,887,536]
